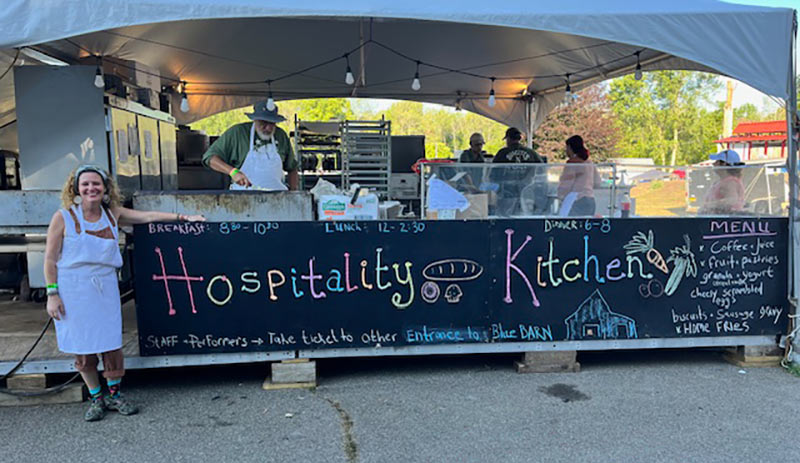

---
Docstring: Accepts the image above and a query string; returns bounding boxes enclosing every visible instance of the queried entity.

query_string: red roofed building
[714,120,787,162]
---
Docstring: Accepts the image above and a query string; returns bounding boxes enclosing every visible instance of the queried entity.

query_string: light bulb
[345,68,355,85]
[634,65,643,81]
[488,90,496,108]
[94,68,105,88]
[411,75,421,91]
[267,96,276,111]
[180,93,189,113]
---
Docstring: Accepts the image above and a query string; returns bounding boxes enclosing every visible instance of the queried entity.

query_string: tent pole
[787,11,799,365]
[525,97,535,149]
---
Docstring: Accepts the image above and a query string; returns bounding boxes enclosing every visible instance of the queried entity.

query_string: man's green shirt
[202,122,298,172]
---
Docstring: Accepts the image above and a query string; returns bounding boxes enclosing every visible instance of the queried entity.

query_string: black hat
[245,101,286,123]
[504,127,522,140]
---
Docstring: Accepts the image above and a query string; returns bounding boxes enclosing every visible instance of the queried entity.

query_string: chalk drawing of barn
[565,290,638,340]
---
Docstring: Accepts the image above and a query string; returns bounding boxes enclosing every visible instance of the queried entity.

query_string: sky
[725,1,799,111]
[355,1,800,116]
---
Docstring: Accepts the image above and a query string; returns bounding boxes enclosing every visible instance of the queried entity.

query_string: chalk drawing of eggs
[421,259,484,304]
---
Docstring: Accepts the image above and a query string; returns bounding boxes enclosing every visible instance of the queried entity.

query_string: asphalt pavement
[1,349,799,463]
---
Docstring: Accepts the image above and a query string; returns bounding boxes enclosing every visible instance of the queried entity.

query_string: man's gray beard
[256,129,273,142]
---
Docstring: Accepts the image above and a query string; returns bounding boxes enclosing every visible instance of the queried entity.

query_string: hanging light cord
[0,48,21,81]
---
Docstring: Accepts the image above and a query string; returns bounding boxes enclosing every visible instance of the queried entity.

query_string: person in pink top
[557,135,598,216]
[699,149,745,215]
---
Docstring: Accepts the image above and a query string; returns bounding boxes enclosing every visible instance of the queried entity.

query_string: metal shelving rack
[341,118,391,198]
[293,117,343,191]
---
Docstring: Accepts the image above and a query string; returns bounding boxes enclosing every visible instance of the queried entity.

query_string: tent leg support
[515,351,580,373]
[723,345,782,367]
[263,359,317,390]
[0,374,84,407]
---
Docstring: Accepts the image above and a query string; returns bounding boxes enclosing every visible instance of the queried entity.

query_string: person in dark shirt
[491,127,545,215]
[493,128,544,164]
[458,133,487,163]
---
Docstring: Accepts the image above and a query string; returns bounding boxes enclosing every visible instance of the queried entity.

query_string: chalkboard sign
[134,218,788,356]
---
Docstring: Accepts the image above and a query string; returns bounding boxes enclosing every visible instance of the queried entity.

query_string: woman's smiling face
[78,171,105,203]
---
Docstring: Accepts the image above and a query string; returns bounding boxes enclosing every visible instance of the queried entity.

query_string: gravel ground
[1,349,798,463]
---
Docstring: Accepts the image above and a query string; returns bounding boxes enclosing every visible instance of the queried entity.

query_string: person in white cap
[203,101,299,191]
[699,149,745,214]
[458,133,487,163]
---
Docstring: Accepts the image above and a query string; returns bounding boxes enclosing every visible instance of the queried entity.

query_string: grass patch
[785,362,800,378]
[630,179,687,216]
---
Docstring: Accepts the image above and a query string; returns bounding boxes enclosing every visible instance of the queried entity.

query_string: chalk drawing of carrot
[623,230,668,274]
[665,235,698,296]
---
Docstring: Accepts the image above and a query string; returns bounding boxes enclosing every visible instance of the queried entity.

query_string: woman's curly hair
[60,166,122,209]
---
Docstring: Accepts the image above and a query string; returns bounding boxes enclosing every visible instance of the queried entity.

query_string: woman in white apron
[44,165,204,421]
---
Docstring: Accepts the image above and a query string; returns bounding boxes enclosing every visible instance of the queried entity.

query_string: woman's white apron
[55,205,123,354]
[229,124,287,191]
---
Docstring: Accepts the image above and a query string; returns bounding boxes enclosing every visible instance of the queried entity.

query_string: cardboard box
[134,62,161,92]
[426,193,488,220]
[136,88,160,109]
[458,193,488,219]
[318,194,379,220]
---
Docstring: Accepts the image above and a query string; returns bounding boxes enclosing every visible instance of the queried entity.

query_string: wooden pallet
[723,345,782,368]
[0,373,84,407]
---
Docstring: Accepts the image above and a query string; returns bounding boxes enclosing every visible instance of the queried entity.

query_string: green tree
[191,108,250,135]
[533,84,620,162]
[192,98,355,135]
[424,141,454,159]
[733,103,763,124]
[609,71,722,165]
[364,100,508,159]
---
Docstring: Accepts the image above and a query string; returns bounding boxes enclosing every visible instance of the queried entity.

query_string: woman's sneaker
[84,396,106,422]
[105,393,139,415]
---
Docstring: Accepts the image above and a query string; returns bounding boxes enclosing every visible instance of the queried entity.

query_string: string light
[634,51,643,81]
[179,81,189,112]
[68,36,649,114]
[266,80,275,110]
[564,74,572,104]
[344,53,355,85]
[411,61,421,91]
[94,65,104,88]
[488,77,496,107]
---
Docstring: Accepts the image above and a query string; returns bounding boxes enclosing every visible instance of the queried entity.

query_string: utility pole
[723,79,736,138]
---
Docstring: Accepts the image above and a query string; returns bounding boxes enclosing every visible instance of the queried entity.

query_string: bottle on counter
[620,193,631,218]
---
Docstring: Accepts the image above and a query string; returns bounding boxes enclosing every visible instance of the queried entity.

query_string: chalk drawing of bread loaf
[422,259,484,282]
[421,259,484,304]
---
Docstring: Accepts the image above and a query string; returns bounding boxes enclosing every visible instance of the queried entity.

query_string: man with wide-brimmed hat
[203,101,298,190]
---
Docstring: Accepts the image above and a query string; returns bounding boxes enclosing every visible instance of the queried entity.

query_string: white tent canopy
[0,0,796,145]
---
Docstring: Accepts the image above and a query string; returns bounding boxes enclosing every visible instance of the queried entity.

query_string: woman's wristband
[46,283,59,297]
[229,168,239,178]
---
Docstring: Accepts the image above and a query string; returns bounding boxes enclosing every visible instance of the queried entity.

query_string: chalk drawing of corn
[664,235,698,296]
